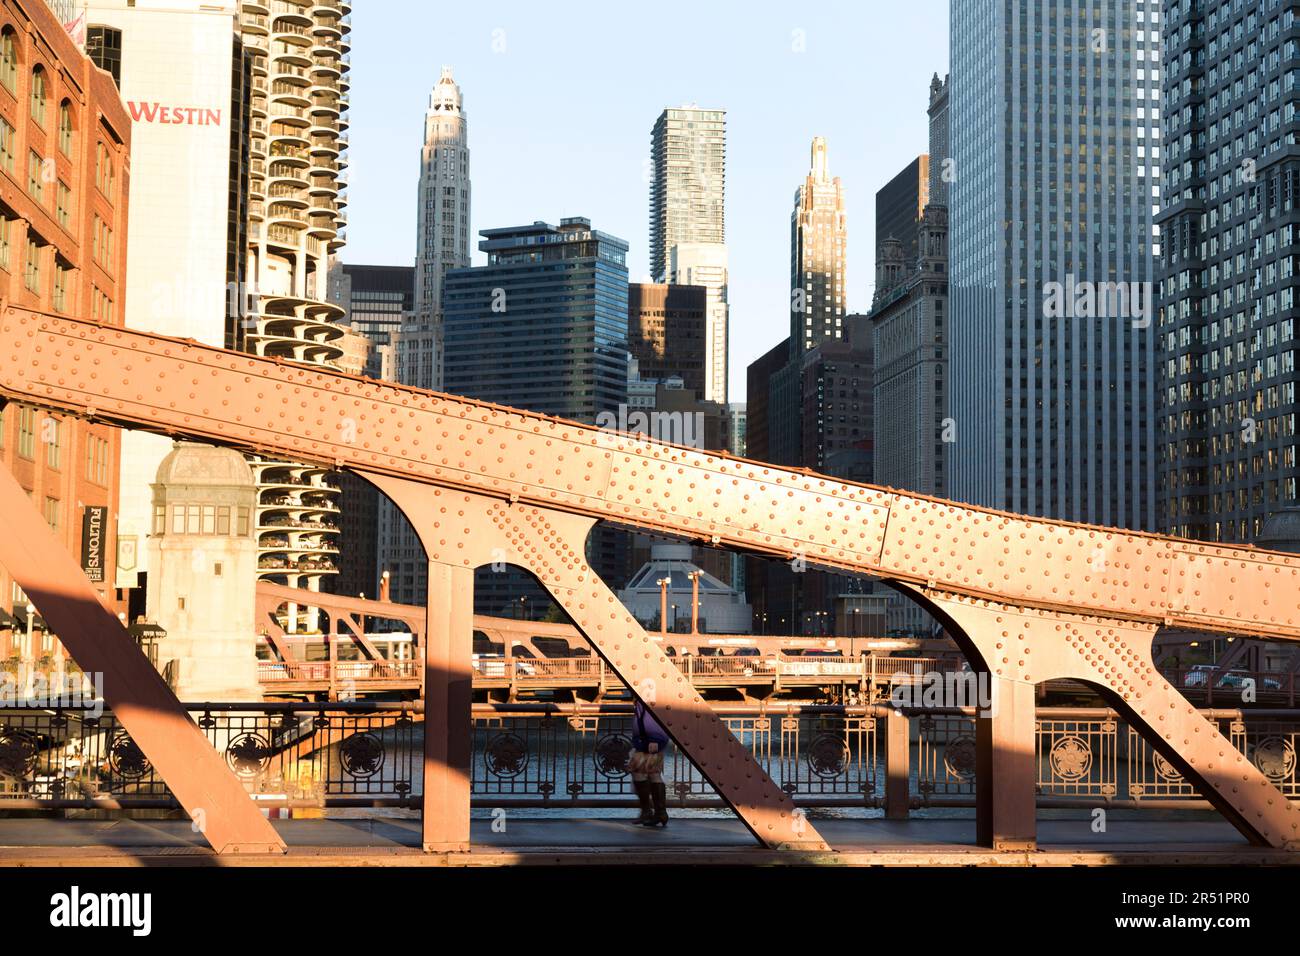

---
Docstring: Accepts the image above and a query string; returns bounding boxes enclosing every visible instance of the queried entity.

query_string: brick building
[0,0,130,659]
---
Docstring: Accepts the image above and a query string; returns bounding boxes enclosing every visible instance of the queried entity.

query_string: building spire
[810,136,829,181]
[430,66,462,113]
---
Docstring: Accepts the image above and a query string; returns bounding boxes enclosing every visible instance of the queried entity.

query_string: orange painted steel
[1,309,1298,850]
[0,466,285,855]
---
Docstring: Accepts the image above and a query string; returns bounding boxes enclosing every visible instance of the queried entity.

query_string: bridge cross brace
[900,586,1300,850]
[365,473,831,853]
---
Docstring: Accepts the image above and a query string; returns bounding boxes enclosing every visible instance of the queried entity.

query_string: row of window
[153,504,253,538]
[0,406,111,486]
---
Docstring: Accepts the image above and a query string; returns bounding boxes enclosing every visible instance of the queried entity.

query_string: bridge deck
[1,814,1295,867]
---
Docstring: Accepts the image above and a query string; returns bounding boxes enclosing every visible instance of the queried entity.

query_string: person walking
[629,698,671,827]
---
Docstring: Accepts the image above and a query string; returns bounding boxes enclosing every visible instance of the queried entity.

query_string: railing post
[884,707,910,820]
[328,633,337,701]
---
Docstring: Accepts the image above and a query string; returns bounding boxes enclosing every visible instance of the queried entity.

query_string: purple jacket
[632,701,670,752]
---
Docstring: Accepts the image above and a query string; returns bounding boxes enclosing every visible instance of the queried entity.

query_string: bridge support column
[421,560,474,852]
[976,677,1036,850]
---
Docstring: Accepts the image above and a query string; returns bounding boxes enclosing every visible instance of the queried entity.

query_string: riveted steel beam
[0,467,285,855]
[0,310,1296,641]
[900,585,1300,849]
[365,474,828,851]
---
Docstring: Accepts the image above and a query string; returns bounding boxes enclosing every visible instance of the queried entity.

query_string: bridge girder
[1,309,1297,851]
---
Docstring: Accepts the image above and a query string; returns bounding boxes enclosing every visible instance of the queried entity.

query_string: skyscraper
[325,262,414,599]
[1158,0,1298,543]
[870,73,951,500]
[649,106,728,404]
[443,218,629,421]
[668,242,729,403]
[386,217,630,611]
[949,0,1158,530]
[649,106,725,281]
[412,65,470,387]
[237,0,352,622]
[875,155,929,266]
[927,72,951,208]
[790,137,847,355]
[374,69,472,600]
[627,283,709,397]
[770,137,847,466]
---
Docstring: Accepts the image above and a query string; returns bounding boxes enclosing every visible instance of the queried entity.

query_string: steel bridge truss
[1,308,1298,854]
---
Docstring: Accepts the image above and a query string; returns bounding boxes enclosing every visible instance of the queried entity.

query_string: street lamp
[687,570,701,634]
[656,577,669,637]
[24,602,35,661]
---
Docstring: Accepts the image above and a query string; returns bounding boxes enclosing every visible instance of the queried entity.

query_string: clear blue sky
[343,0,950,400]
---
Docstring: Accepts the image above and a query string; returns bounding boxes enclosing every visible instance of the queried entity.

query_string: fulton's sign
[81,506,107,583]
[127,101,223,127]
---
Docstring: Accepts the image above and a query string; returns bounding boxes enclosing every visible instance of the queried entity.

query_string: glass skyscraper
[949,0,1160,530]
[649,106,729,404]
[440,218,630,613]
[1159,0,1299,543]
[442,218,629,421]
[648,107,726,282]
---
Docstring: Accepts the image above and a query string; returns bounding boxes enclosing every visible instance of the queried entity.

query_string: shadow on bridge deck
[0,813,1294,866]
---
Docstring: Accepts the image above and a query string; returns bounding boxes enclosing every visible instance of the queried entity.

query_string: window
[23,237,41,292]
[58,101,72,156]
[56,180,69,228]
[95,143,113,199]
[43,497,59,531]
[0,214,10,272]
[0,116,14,174]
[44,416,60,468]
[17,406,35,459]
[92,215,112,270]
[86,435,109,485]
[52,258,69,312]
[27,150,41,200]
[0,28,16,93]
[85,27,121,88]
[29,66,45,125]
[92,285,112,323]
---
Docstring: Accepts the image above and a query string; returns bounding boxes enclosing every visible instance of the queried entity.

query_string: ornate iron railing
[0,703,1295,811]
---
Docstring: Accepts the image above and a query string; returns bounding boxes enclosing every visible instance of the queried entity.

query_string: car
[1183,665,1282,691]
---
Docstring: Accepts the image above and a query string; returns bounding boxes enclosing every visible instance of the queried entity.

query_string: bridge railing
[0,702,1295,813]
[253,652,960,689]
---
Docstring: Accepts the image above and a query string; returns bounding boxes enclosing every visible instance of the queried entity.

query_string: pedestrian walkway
[0,814,1292,867]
